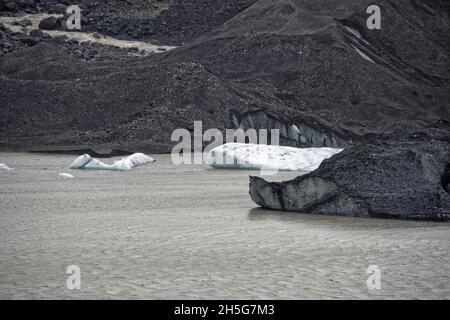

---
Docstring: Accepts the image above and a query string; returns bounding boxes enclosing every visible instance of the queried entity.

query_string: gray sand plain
[0,153,449,299]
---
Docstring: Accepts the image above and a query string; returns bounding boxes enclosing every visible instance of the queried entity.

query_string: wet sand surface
[0,153,449,299]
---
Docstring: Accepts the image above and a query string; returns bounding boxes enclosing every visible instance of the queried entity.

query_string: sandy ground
[0,14,176,53]
[0,152,449,299]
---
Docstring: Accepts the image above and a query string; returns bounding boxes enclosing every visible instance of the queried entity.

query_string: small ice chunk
[69,153,155,171]
[0,163,12,171]
[59,173,74,179]
[206,143,343,172]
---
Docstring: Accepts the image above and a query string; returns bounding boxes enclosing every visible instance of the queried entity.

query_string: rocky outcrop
[38,16,61,30]
[0,23,47,55]
[250,123,450,221]
[2,0,258,45]
[14,19,32,27]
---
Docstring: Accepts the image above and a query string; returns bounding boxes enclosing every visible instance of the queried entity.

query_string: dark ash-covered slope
[0,0,449,153]
[250,123,450,221]
[0,42,254,151]
[160,0,450,137]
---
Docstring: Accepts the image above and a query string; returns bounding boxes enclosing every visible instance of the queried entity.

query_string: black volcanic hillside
[160,0,450,136]
[0,0,449,152]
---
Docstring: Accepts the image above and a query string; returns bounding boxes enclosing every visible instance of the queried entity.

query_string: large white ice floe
[69,153,155,171]
[206,143,343,172]
[0,163,12,171]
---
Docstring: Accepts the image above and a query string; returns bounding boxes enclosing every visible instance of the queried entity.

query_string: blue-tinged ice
[70,153,155,171]
[0,163,12,171]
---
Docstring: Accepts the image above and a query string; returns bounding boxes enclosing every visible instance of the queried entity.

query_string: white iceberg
[70,153,155,171]
[0,163,12,171]
[59,173,74,179]
[206,143,343,172]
